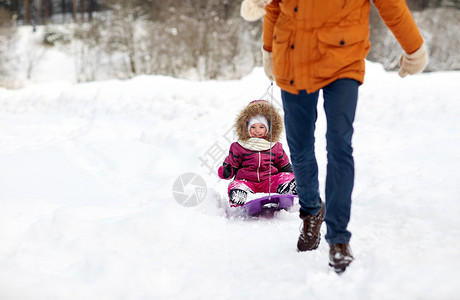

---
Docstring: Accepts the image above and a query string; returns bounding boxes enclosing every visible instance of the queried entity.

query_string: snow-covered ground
[1,57,460,299]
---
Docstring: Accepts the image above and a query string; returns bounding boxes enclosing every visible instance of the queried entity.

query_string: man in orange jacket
[241,0,428,274]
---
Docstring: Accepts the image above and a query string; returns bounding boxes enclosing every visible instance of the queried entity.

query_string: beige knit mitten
[262,47,274,81]
[398,43,428,78]
[241,0,272,21]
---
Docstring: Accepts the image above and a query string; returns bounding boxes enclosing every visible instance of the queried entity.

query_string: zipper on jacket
[257,152,261,182]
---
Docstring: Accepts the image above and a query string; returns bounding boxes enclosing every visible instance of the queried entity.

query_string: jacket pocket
[315,24,369,78]
[317,24,368,52]
[272,27,292,80]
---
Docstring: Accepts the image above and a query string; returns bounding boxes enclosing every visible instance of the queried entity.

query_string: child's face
[249,123,267,138]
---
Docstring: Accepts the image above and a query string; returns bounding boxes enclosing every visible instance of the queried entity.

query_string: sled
[243,193,296,216]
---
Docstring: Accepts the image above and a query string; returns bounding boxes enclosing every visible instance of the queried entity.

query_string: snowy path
[0,63,459,299]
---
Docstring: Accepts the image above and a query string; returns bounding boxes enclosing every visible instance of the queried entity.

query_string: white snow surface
[1,61,460,300]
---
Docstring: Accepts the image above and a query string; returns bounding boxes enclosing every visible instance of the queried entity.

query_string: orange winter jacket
[263,0,424,94]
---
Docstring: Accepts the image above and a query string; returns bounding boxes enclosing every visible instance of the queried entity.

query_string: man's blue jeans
[281,79,359,245]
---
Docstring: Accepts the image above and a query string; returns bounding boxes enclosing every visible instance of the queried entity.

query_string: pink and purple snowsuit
[218,99,296,207]
[218,141,295,207]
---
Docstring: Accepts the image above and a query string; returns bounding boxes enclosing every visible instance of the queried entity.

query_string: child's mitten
[218,163,234,179]
[241,0,272,21]
[398,43,428,78]
[262,47,274,81]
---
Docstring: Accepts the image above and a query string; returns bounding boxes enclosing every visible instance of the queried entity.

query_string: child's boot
[277,178,297,195]
[229,189,248,207]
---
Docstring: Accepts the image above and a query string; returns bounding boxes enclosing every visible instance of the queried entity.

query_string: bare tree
[24,0,31,24]
[24,38,47,80]
[79,0,85,22]
[44,0,51,23]
[37,0,42,24]
[88,0,94,20]
[105,0,146,76]
[0,8,18,86]
[73,21,103,81]
[72,0,77,21]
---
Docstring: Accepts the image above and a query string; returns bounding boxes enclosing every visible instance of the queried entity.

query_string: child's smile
[249,123,267,138]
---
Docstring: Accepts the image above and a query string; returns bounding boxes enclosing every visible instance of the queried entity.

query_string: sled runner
[243,193,296,216]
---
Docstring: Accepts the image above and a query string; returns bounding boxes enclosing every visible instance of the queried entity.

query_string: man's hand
[398,43,428,78]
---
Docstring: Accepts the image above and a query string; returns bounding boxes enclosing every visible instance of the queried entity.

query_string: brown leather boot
[329,243,354,274]
[297,201,325,251]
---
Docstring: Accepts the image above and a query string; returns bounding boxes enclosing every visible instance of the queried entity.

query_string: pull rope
[267,81,274,200]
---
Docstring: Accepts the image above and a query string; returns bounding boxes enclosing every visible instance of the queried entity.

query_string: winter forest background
[1,1,460,298]
[0,0,459,87]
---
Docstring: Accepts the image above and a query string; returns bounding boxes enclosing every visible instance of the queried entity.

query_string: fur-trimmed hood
[235,100,283,142]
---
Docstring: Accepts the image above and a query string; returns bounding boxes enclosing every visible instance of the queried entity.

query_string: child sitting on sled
[218,100,297,207]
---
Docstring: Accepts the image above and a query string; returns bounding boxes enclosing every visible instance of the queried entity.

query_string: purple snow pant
[227,172,295,207]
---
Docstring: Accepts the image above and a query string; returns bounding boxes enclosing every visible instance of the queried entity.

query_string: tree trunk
[72,0,77,21]
[61,0,66,22]
[37,0,42,25]
[88,0,93,20]
[24,0,31,24]
[44,0,50,23]
[79,0,85,22]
